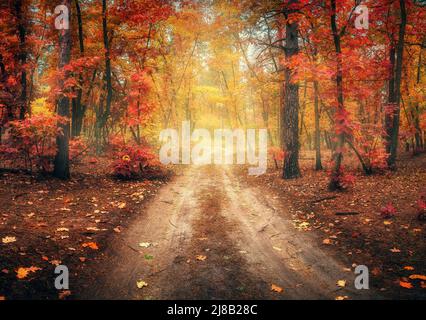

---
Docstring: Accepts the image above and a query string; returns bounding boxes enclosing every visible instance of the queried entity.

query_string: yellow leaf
[409,274,426,281]
[383,221,392,225]
[139,242,151,248]
[2,236,16,244]
[118,202,127,209]
[337,280,346,287]
[399,280,413,289]
[335,296,349,300]
[196,255,207,261]
[136,280,148,289]
[16,266,41,279]
[271,284,283,293]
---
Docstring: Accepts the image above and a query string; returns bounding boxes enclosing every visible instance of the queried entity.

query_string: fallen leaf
[50,260,61,266]
[138,242,151,248]
[383,220,392,225]
[322,238,332,245]
[271,284,283,293]
[196,255,207,261]
[390,247,401,253]
[41,256,49,261]
[16,266,42,279]
[79,257,86,262]
[409,274,426,281]
[136,280,148,289]
[399,280,413,289]
[2,236,16,244]
[118,202,126,209]
[337,280,346,287]
[144,254,154,260]
[113,227,121,233]
[82,242,99,250]
[56,228,69,232]
[403,266,414,271]
[335,296,349,300]
[58,290,72,300]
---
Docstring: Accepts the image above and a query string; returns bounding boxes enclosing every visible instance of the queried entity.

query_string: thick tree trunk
[71,0,86,137]
[329,0,346,191]
[53,0,71,180]
[282,0,301,179]
[313,81,323,170]
[385,0,407,169]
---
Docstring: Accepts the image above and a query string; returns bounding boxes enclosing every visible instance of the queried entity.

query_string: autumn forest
[0,0,425,302]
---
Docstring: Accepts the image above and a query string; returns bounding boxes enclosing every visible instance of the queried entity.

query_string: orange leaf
[399,281,413,289]
[403,266,414,271]
[271,284,283,293]
[16,266,42,279]
[82,242,99,250]
[409,274,426,281]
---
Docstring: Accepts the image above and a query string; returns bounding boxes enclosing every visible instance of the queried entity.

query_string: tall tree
[53,0,72,179]
[282,0,301,179]
[385,0,407,168]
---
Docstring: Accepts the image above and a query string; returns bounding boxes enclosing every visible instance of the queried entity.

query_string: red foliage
[112,144,159,179]
[1,115,66,172]
[268,147,285,162]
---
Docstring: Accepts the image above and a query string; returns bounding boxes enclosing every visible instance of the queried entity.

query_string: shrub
[1,115,66,172]
[112,144,159,179]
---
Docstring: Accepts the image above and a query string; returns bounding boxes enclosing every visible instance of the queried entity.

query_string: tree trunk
[95,0,113,152]
[15,0,27,119]
[313,81,323,170]
[385,0,407,169]
[53,0,71,180]
[282,0,301,179]
[71,0,86,137]
[328,0,346,191]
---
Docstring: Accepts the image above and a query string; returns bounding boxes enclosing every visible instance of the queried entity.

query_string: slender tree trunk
[282,0,301,179]
[313,81,323,170]
[15,0,27,119]
[54,0,71,180]
[328,0,346,191]
[385,0,407,169]
[71,0,86,137]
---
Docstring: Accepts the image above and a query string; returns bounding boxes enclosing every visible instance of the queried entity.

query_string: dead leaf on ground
[16,266,42,279]
[322,238,332,245]
[399,280,413,289]
[138,242,151,248]
[337,280,346,287]
[335,296,349,300]
[271,284,283,293]
[82,242,99,250]
[58,290,72,300]
[136,280,148,289]
[403,266,414,271]
[390,247,401,253]
[196,255,207,261]
[409,274,426,281]
[2,236,17,244]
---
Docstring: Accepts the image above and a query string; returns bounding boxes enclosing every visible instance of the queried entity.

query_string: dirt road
[82,165,377,300]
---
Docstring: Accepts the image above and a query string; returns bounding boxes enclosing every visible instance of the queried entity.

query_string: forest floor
[0,153,425,300]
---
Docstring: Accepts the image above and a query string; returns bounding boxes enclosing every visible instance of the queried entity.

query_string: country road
[81,165,377,300]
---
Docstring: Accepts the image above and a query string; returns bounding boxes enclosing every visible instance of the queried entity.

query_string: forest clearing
[0,0,425,303]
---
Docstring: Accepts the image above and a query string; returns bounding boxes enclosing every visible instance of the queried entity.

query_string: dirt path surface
[82,165,377,300]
